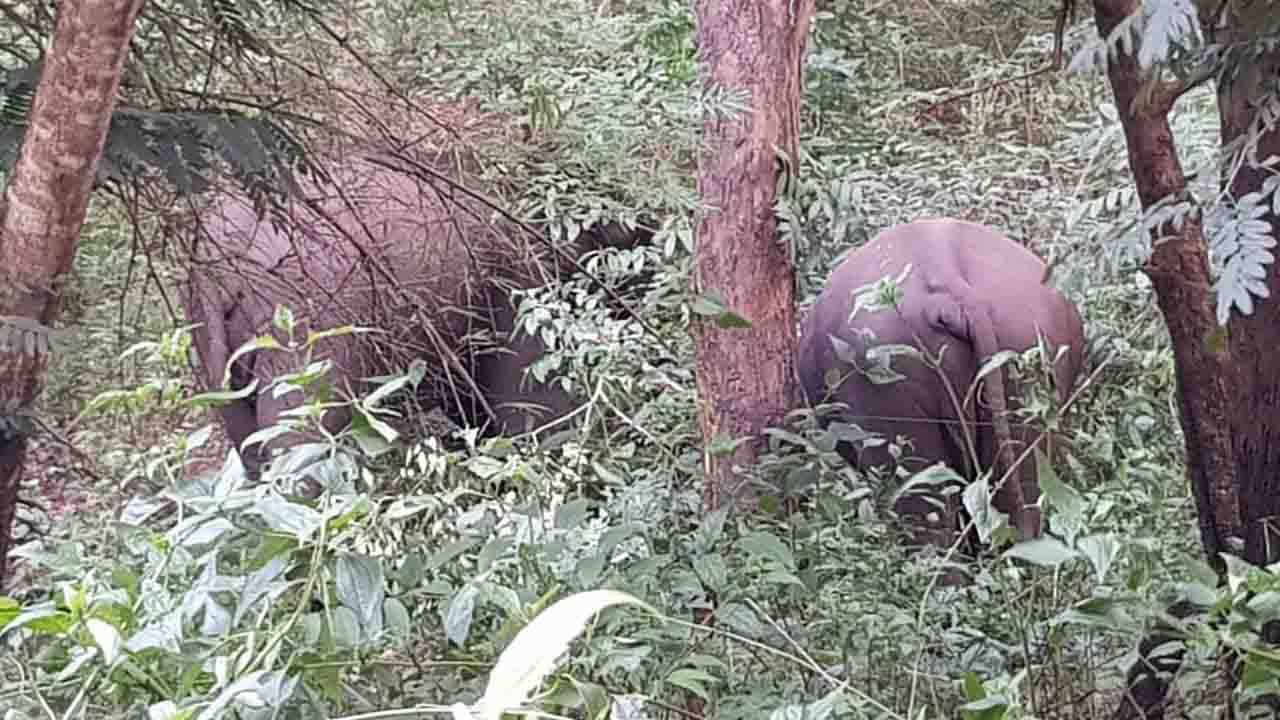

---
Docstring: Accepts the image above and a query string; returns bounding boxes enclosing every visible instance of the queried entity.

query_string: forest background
[0,1,1272,719]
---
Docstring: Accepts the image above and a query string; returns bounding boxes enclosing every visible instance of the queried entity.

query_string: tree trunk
[1092,0,1239,577]
[1216,21,1280,570]
[1091,1,1242,717]
[1215,25,1280,719]
[691,0,814,511]
[0,0,147,589]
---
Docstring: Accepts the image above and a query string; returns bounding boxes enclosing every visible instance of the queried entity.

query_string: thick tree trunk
[0,0,146,589]
[1093,0,1238,577]
[1091,1,1241,717]
[1215,29,1280,720]
[1217,28,1280,570]
[691,0,814,510]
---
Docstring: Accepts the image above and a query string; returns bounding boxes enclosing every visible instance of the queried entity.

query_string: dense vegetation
[0,0,1238,718]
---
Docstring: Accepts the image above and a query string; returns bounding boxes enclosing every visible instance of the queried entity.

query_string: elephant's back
[856,218,1046,290]
[798,217,1064,400]
[188,157,499,323]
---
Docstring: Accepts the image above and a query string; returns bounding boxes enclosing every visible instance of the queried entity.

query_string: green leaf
[575,555,606,587]
[863,343,918,385]
[768,688,846,720]
[331,606,361,648]
[467,455,507,480]
[426,538,482,571]
[0,596,19,629]
[188,379,258,407]
[555,498,590,529]
[478,590,652,720]
[1037,452,1086,544]
[384,597,411,645]
[362,368,417,408]
[446,584,479,647]
[478,537,514,572]
[665,668,718,700]
[222,335,283,386]
[336,554,386,637]
[1077,533,1121,583]
[975,350,1018,384]
[272,304,296,333]
[690,292,752,328]
[892,462,963,505]
[715,310,752,329]
[715,601,761,638]
[350,406,400,449]
[598,524,641,558]
[962,672,987,701]
[691,554,729,593]
[962,475,1000,543]
[690,292,729,316]
[695,506,729,549]
[234,553,290,627]
[1002,536,1077,567]
[737,531,795,569]
[960,694,1010,720]
[250,493,324,540]
[385,495,442,521]
[86,618,124,665]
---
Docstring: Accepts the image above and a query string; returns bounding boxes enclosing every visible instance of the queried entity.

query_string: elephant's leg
[218,396,264,477]
[887,420,966,568]
[474,302,576,435]
[253,381,355,464]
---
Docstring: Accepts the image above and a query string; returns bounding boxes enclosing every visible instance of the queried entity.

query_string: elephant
[180,148,650,478]
[797,217,1086,565]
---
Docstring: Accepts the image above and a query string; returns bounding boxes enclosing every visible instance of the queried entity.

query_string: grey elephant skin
[797,217,1085,559]
[180,151,647,477]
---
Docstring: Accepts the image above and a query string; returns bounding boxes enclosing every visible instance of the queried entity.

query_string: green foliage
[1070,3,1280,327]
[389,0,706,231]
[0,0,326,203]
[5,0,1255,718]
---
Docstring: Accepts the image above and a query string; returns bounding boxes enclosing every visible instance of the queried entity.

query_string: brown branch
[915,65,1055,121]
[297,8,465,146]
[294,178,504,426]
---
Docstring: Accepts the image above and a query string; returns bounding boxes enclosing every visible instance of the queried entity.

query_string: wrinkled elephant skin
[798,218,1085,560]
[182,154,645,477]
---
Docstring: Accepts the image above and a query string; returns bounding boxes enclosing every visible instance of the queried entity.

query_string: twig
[363,152,676,359]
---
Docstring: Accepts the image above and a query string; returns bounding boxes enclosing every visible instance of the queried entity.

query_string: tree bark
[1215,20,1280,570]
[1093,0,1239,576]
[691,0,814,511]
[1091,1,1242,717]
[0,0,147,589]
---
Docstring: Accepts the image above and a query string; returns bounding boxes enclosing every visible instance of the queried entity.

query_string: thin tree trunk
[1090,1,1241,717]
[0,0,147,589]
[691,0,814,511]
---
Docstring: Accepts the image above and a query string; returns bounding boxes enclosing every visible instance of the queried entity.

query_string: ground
[8,409,233,590]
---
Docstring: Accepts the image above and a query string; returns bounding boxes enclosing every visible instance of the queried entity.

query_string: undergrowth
[0,1,1237,719]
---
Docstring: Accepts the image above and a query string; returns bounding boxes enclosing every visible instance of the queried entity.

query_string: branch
[297,7,465,146]
[363,151,678,360]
